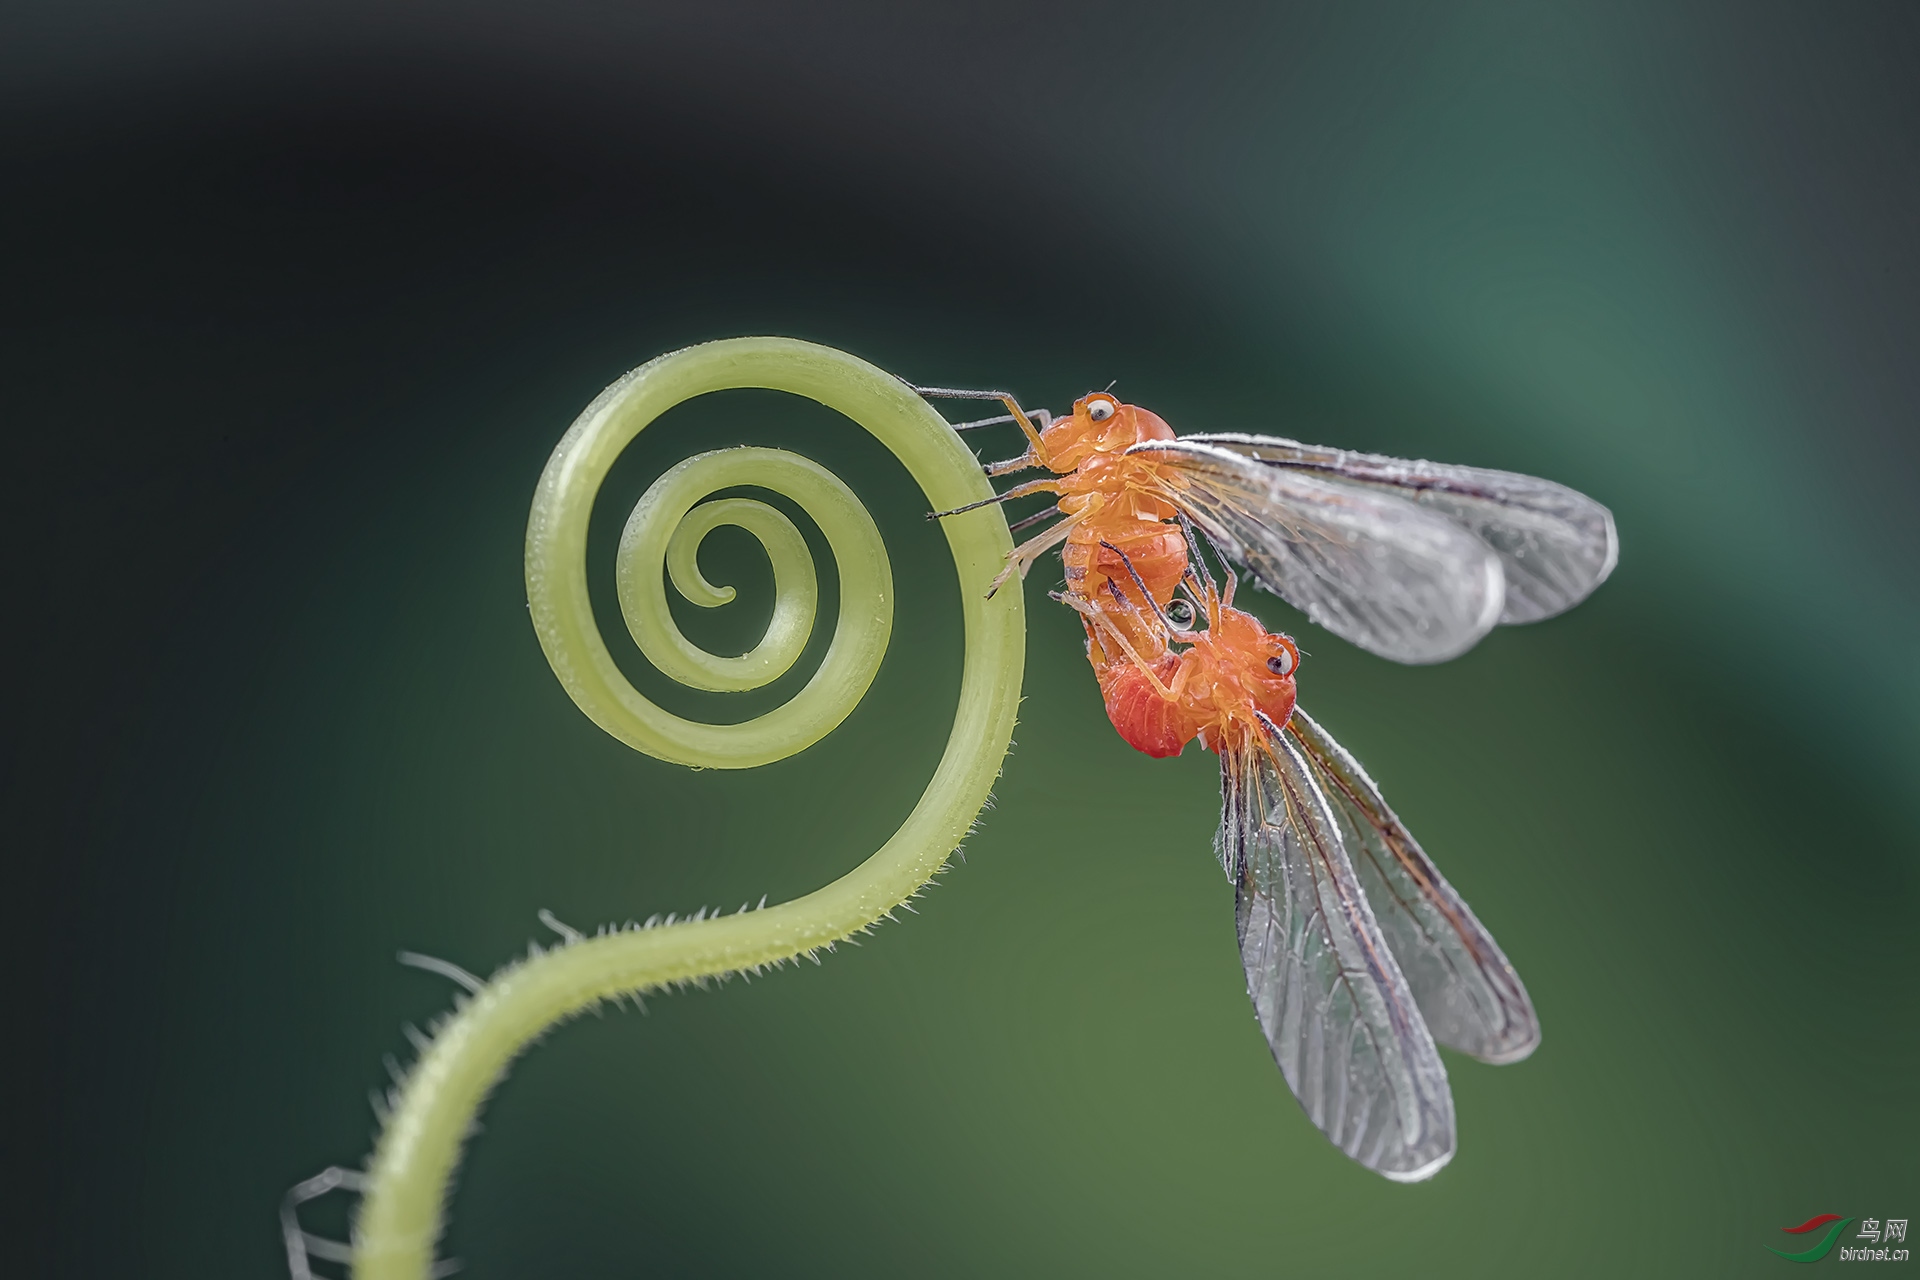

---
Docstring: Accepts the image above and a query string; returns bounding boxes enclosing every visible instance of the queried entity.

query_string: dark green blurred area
[8,3,1916,1277]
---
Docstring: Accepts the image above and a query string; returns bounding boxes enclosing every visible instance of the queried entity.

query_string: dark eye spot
[1086,398,1116,422]
[1267,652,1295,676]
[1166,599,1195,627]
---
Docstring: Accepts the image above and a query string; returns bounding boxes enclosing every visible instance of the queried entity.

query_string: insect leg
[985,453,1047,478]
[1083,583,1178,697]
[913,385,1051,460]
[946,408,1057,432]
[1100,577,1167,646]
[1175,515,1216,592]
[1174,514,1228,624]
[927,477,1061,521]
[986,503,1093,598]
[1007,503,1062,533]
[1178,566,1218,626]
[1182,517,1240,605]
[1051,586,1187,696]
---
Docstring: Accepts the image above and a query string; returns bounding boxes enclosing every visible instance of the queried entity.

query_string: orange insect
[1067,540,1298,761]
[919,381,1616,1181]
[924,384,1617,665]
[921,389,1189,657]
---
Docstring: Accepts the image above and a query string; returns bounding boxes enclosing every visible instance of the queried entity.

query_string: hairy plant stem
[351,338,1025,1279]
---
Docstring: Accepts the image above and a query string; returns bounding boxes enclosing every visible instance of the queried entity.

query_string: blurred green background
[9,3,1916,1276]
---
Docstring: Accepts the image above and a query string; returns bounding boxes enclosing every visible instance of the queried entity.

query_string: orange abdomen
[1099,654,1202,759]
[1064,523,1187,606]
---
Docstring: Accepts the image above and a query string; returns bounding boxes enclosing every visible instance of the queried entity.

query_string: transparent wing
[1131,439,1505,664]
[1287,708,1540,1064]
[1174,433,1617,625]
[1218,720,1455,1181]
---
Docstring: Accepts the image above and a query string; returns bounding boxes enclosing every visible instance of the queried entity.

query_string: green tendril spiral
[350,337,1026,1280]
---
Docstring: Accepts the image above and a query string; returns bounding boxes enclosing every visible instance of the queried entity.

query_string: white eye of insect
[1267,650,1295,676]
[1086,399,1116,422]
[1165,599,1195,627]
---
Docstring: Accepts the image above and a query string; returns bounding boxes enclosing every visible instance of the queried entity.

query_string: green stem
[351,338,1026,1279]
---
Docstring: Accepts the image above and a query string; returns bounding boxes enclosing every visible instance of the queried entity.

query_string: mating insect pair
[921,384,1617,1181]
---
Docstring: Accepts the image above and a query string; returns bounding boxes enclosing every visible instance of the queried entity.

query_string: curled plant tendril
[603,445,891,764]
[349,338,1025,1280]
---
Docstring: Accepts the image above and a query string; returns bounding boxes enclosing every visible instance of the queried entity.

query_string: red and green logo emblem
[1767,1215,1853,1263]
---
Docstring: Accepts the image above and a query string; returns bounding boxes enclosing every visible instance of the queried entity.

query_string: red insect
[1069,537,1298,761]
[921,382,1615,1180]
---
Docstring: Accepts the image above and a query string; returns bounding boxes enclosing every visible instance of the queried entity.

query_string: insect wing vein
[1220,724,1456,1180]
[1287,708,1540,1064]
[1134,439,1505,664]
[1174,432,1616,625]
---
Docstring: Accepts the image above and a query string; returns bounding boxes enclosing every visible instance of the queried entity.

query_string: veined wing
[1173,433,1616,625]
[1287,708,1540,1064]
[1219,717,1455,1181]
[1132,439,1504,663]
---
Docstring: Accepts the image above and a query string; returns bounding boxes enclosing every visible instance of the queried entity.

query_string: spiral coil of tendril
[544,439,893,768]
[351,338,1026,1280]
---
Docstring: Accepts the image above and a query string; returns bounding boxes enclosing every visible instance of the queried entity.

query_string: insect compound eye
[1165,598,1195,627]
[1085,398,1116,422]
[1267,650,1296,676]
